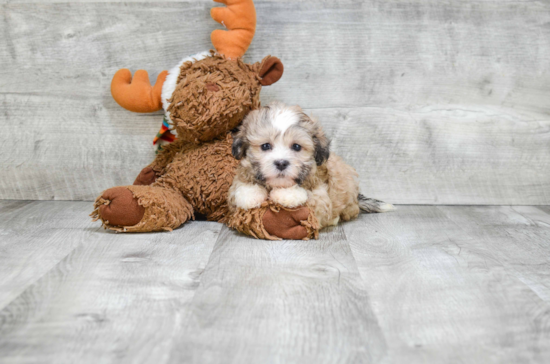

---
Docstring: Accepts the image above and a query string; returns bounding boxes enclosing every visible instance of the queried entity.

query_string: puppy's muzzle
[274,160,289,171]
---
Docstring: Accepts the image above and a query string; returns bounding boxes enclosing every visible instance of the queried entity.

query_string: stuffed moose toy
[91,0,320,240]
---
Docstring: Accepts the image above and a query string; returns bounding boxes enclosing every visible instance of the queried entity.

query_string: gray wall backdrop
[1,0,549,203]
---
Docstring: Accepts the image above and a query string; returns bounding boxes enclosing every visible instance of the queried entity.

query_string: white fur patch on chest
[271,108,300,133]
[269,185,308,208]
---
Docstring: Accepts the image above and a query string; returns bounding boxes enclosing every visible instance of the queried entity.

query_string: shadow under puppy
[228,101,393,239]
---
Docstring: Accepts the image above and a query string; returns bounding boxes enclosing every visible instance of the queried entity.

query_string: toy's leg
[91,185,193,232]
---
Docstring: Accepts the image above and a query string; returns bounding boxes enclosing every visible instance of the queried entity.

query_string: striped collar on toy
[153,117,176,145]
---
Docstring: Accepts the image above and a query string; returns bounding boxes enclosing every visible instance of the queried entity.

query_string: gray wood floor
[1,201,549,363]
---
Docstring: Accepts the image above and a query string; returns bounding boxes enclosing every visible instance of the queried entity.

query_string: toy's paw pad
[99,187,144,226]
[235,184,268,210]
[269,185,308,208]
[263,206,310,240]
[133,167,158,186]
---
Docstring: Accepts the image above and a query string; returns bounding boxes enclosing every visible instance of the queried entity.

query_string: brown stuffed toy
[91,0,318,240]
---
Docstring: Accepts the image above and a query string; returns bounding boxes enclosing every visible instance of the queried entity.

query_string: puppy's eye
[292,143,302,152]
[261,143,272,151]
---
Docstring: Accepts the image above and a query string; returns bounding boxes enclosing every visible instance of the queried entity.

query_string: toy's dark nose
[274,160,289,171]
[206,83,220,92]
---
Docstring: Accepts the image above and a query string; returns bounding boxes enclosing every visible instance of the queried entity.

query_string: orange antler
[210,0,256,59]
[111,69,168,113]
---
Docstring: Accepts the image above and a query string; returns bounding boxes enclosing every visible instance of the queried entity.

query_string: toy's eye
[261,143,272,151]
[292,143,302,152]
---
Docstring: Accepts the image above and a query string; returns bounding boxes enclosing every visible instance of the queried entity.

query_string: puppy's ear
[231,127,248,160]
[313,129,330,166]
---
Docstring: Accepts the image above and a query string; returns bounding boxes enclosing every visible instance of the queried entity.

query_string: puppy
[228,102,393,231]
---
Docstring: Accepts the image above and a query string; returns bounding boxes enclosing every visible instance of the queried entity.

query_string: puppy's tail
[358,194,395,213]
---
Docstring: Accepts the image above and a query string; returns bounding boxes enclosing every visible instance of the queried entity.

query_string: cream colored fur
[228,102,393,231]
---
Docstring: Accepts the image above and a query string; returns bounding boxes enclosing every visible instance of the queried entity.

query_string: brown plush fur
[93,53,308,236]
[168,53,263,143]
[150,133,238,222]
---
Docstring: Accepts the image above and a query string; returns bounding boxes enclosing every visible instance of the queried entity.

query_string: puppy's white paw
[269,185,308,208]
[235,184,268,210]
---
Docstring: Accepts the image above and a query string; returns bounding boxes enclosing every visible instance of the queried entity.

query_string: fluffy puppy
[228,102,393,232]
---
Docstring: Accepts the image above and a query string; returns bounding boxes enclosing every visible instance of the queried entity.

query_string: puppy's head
[232,102,330,188]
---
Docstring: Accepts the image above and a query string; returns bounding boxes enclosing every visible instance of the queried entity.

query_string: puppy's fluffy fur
[228,102,393,230]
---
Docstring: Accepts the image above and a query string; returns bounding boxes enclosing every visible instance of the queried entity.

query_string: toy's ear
[259,56,284,86]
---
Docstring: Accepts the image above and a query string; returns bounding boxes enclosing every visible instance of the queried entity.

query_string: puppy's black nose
[274,160,289,171]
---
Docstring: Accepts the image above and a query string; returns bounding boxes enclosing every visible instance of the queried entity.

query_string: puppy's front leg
[234,184,268,210]
[269,185,308,208]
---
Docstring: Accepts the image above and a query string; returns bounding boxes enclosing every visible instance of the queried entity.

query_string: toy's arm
[226,202,319,240]
[133,138,190,186]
